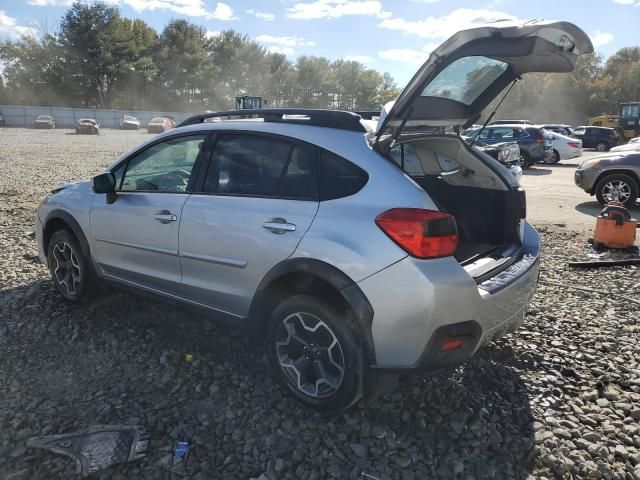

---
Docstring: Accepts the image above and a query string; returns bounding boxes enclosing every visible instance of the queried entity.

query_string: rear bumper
[360,222,540,370]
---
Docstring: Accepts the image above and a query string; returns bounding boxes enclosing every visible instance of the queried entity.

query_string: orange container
[593,204,637,249]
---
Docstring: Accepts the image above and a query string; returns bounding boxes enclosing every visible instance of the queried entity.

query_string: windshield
[421,56,509,105]
[151,117,165,123]
[124,115,137,121]
[37,116,52,120]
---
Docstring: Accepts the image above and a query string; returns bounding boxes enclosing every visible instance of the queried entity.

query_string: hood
[374,20,593,148]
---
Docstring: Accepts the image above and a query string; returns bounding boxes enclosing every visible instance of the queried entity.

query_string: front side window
[203,134,316,200]
[120,135,205,193]
[422,56,509,105]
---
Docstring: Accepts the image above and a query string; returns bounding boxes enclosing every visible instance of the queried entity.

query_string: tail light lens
[535,134,544,144]
[517,187,527,219]
[375,208,458,259]
[568,142,581,148]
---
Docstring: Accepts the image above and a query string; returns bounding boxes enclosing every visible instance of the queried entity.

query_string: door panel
[89,133,207,294]
[179,196,318,316]
[90,192,188,292]
[178,133,319,317]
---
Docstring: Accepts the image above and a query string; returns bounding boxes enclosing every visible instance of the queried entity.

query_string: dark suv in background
[464,125,552,167]
[574,126,619,151]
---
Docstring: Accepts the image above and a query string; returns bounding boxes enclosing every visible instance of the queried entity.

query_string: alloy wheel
[596,142,607,152]
[52,241,82,297]
[601,180,631,203]
[275,312,345,398]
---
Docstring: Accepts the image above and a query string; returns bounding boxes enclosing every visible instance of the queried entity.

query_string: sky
[0,0,638,87]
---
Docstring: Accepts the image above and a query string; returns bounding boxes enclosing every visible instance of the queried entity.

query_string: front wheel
[595,141,608,152]
[266,295,364,411]
[47,230,95,302]
[595,173,638,208]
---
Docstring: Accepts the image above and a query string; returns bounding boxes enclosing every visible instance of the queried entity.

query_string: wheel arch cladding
[249,258,376,364]
[43,210,91,259]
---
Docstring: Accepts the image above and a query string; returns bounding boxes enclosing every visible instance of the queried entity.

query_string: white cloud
[205,30,220,39]
[379,8,521,39]
[286,0,391,20]
[378,42,438,65]
[27,0,73,5]
[256,34,315,47]
[210,2,236,20]
[344,54,374,63]
[102,1,236,20]
[612,0,634,4]
[246,9,275,21]
[266,46,295,55]
[591,30,614,48]
[0,11,37,38]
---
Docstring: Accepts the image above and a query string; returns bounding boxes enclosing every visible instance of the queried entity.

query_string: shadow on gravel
[0,283,535,480]
[522,167,551,176]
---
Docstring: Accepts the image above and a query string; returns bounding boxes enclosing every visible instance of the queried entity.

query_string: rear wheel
[595,173,638,208]
[595,141,608,152]
[47,230,95,302]
[521,152,533,169]
[544,149,560,165]
[266,295,364,411]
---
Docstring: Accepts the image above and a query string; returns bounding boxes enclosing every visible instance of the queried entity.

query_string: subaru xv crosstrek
[36,21,592,410]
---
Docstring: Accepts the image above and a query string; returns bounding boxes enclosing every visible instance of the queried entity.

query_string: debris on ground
[26,425,148,477]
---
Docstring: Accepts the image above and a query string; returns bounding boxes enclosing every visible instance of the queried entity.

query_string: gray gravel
[1,128,639,479]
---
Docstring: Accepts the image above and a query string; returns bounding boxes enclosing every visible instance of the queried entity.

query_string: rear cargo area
[397,136,521,268]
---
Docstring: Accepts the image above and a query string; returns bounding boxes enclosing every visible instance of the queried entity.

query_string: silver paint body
[36,120,540,368]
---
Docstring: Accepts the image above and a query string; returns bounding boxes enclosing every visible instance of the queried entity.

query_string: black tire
[521,152,533,169]
[47,230,96,302]
[266,294,364,411]
[595,173,638,208]
[595,141,608,152]
[544,150,560,165]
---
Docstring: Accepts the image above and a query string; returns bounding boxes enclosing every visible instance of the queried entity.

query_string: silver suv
[35,20,592,410]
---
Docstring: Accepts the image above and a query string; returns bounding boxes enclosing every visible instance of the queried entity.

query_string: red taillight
[375,208,459,259]
[568,142,581,148]
[441,339,464,351]
[535,134,544,144]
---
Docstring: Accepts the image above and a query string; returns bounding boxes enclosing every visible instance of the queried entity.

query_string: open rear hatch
[374,20,592,280]
[373,20,593,149]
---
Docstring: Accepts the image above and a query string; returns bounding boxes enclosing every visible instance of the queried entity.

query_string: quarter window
[203,134,316,200]
[319,150,368,200]
[120,135,205,192]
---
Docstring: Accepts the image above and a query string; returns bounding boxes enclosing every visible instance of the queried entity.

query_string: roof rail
[355,111,381,120]
[177,108,367,132]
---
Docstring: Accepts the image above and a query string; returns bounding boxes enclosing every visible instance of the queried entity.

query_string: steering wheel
[158,170,190,192]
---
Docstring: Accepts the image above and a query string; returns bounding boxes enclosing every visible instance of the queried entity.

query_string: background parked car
[74,118,99,135]
[147,116,173,133]
[489,119,531,125]
[544,130,582,164]
[460,138,523,181]
[573,126,619,151]
[610,141,640,153]
[33,115,56,129]
[540,123,575,137]
[0,109,5,126]
[465,124,552,167]
[120,115,140,130]
[575,151,640,207]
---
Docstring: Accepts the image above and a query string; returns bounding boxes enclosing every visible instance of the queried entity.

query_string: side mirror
[92,172,117,204]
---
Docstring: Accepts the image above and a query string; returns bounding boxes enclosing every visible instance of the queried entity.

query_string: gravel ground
[1,128,639,480]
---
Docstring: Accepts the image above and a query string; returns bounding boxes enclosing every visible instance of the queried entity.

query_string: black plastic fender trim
[250,258,376,363]
[43,209,92,259]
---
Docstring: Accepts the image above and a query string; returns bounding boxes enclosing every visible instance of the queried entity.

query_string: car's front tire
[47,230,95,302]
[266,295,364,411]
[595,173,638,208]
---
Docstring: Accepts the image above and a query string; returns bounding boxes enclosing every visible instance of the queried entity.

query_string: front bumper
[574,168,600,193]
[360,222,540,370]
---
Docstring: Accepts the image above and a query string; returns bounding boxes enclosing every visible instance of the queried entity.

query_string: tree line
[0,1,399,112]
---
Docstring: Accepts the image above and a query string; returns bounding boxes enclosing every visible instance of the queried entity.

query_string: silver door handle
[153,213,177,223]
[263,221,296,233]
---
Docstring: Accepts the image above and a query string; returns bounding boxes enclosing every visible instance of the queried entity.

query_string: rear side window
[319,150,368,201]
[203,134,316,200]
